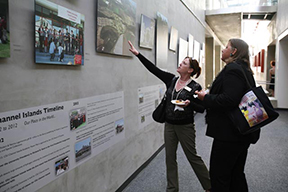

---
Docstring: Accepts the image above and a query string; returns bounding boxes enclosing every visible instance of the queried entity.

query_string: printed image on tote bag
[239,90,269,127]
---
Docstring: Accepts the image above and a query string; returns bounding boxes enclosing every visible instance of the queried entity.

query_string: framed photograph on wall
[156,12,168,68]
[169,26,178,52]
[188,34,193,57]
[96,0,136,56]
[139,14,155,49]
[0,0,10,58]
[200,43,205,67]
[178,38,188,67]
[35,0,85,65]
[193,40,200,62]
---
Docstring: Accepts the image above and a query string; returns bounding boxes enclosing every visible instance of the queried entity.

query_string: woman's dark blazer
[203,60,260,144]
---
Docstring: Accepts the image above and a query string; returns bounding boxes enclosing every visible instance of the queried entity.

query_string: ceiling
[205,5,277,46]
[206,13,241,46]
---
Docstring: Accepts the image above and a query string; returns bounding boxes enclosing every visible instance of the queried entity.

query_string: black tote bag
[228,68,279,135]
[152,77,177,123]
[152,93,166,123]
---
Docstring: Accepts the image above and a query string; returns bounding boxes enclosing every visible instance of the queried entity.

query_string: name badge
[184,86,192,92]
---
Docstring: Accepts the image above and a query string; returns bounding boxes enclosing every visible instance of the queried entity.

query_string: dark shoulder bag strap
[239,66,253,90]
[163,76,177,99]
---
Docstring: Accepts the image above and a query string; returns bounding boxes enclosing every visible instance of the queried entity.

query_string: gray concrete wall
[267,15,277,44]
[180,0,205,25]
[276,0,288,36]
[0,0,206,191]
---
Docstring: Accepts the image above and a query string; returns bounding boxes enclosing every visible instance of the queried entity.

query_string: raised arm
[128,41,174,85]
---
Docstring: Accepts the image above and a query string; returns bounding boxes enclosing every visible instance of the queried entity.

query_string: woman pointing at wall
[128,41,211,192]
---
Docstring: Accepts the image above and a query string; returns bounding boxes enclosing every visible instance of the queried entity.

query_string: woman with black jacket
[196,38,260,192]
[128,41,211,192]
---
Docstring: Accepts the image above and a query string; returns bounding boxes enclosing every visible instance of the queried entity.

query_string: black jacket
[203,60,260,143]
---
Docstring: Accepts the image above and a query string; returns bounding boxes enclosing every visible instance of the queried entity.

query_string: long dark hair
[186,56,201,78]
[228,38,253,73]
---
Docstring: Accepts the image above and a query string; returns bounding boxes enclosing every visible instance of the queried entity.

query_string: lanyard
[171,78,192,101]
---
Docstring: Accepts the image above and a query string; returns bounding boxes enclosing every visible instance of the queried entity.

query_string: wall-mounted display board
[0,0,10,58]
[96,0,136,56]
[199,42,205,67]
[178,38,188,67]
[188,34,193,57]
[156,12,168,67]
[0,91,124,192]
[35,0,85,65]
[139,14,155,49]
[138,84,165,129]
[169,26,178,52]
[193,39,200,62]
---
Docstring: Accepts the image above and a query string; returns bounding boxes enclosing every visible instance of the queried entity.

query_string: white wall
[276,32,288,108]
[275,0,288,108]
[0,0,206,191]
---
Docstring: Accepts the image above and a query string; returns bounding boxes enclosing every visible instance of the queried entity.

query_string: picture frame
[96,0,136,56]
[156,12,168,67]
[0,0,10,58]
[169,26,178,52]
[35,0,85,65]
[139,14,155,49]
[178,38,188,67]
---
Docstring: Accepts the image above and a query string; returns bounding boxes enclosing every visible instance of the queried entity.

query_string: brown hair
[227,38,253,74]
[270,60,275,66]
[185,56,201,78]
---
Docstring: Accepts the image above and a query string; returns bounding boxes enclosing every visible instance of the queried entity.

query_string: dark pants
[165,123,211,192]
[210,139,250,192]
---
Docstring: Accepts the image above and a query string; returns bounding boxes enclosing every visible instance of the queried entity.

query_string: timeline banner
[138,84,165,129]
[0,92,124,192]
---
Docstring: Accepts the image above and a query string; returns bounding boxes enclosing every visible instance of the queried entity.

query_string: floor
[121,110,288,192]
